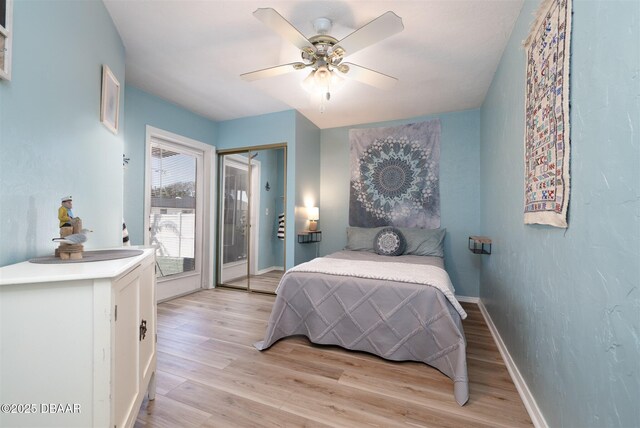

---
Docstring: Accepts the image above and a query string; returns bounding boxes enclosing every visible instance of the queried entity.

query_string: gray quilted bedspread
[255,251,469,405]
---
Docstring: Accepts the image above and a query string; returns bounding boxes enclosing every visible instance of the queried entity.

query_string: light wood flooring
[135,288,533,427]
[223,269,284,294]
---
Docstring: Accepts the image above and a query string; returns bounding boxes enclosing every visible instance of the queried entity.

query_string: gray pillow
[345,226,383,251]
[398,227,446,257]
[374,227,407,256]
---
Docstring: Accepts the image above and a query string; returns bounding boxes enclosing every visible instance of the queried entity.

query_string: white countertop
[0,247,155,286]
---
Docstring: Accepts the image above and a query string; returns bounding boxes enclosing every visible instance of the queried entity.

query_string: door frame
[144,126,215,300]
[216,144,287,293]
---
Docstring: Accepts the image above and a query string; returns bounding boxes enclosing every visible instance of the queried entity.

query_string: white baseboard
[256,266,284,275]
[455,295,480,303]
[476,299,548,428]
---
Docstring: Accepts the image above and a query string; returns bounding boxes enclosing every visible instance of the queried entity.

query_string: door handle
[139,319,147,341]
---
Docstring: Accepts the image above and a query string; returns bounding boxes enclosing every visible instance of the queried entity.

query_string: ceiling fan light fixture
[301,65,346,113]
[301,66,345,94]
[301,69,318,92]
[315,65,332,85]
[329,70,345,89]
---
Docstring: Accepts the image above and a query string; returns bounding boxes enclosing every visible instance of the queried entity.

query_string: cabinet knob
[139,319,147,341]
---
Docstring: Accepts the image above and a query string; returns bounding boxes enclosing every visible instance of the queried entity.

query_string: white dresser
[0,248,157,428]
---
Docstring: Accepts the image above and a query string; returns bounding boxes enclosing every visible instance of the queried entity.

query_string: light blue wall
[294,112,321,266]
[0,0,125,266]
[123,85,217,245]
[274,148,286,267]
[320,110,481,297]
[256,147,285,271]
[479,1,640,427]
[216,110,297,269]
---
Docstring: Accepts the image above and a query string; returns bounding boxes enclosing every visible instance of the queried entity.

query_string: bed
[255,227,469,405]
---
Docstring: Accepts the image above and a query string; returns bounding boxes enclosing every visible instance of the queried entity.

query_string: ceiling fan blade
[253,8,313,51]
[240,62,307,81]
[339,63,398,90]
[335,11,404,56]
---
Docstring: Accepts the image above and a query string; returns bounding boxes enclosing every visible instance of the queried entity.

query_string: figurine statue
[55,196,86,260]
[58,196,78,228]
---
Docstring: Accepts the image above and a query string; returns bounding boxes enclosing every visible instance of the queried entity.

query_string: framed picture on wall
[100,65,120,134]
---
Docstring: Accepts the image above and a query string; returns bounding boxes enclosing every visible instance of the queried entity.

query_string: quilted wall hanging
[349,120,441,228]
[523,0,572,228]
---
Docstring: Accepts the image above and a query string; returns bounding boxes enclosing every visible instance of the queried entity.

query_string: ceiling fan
[241,8,404,106]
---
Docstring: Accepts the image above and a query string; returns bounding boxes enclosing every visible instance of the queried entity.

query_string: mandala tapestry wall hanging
[349,120,440,228]
[523,0,572,228]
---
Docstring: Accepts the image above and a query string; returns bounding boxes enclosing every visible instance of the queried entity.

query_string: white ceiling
[104,0,524,130]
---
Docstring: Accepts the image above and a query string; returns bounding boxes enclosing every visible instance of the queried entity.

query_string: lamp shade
[301,68,345,95]
[308,207,319,221]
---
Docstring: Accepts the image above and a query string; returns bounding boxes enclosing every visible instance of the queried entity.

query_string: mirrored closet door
[217,145,286,294]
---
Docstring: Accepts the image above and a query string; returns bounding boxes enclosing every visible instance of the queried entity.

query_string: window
[150,145,198,278]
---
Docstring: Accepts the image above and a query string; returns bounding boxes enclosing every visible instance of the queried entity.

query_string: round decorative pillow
[374,227,406,256]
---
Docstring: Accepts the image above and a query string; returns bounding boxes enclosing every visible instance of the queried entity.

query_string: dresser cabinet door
[113,268,141,428]
[138,260,156,385]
